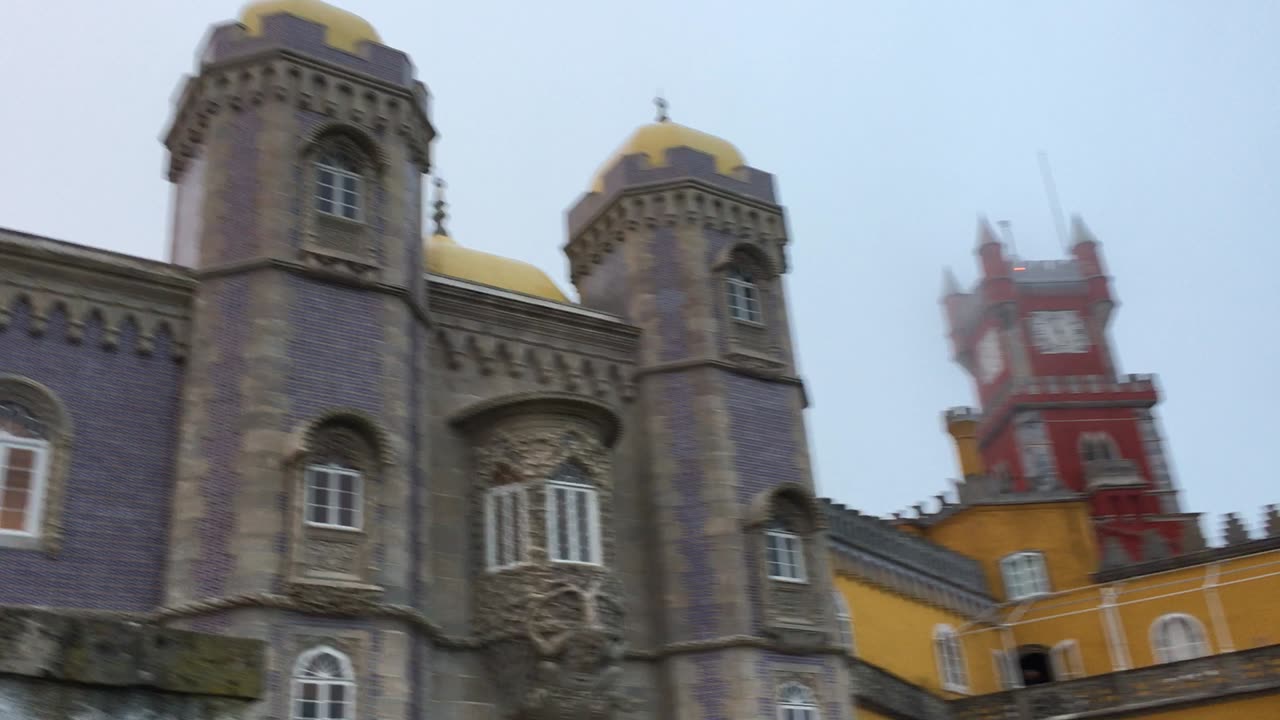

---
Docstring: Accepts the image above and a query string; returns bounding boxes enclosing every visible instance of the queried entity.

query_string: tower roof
[425,234,569,303]
[239,0,381,53]
[590,101,746,192]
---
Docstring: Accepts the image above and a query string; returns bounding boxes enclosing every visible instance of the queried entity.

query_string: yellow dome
[425,234,569,303]
[591,120,746,192]
[239,0,381,53]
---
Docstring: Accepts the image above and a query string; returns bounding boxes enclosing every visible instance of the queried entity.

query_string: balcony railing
[1083,458,1144,490]
[949,644,1280,720]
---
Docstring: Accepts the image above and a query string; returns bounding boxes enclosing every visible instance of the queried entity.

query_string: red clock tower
[942,217,1196,563]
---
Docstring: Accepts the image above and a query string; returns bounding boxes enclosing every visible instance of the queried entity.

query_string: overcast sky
[1,1,1275,542]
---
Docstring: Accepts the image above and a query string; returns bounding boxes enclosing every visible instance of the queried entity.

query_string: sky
[1,1,1276,542]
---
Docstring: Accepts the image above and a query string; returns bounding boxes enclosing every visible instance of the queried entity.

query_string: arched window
[765,528,806,582]
[726,266,763,324]
[292,647,355,720]
[934,624,968,693]
[1080,433,1118,463]
[832,591,854,653]
[1151,614,1210,663]
[776,682,819,720]
[484,464,529,571]
[302,419,379,532]
[545,461,601,565]
[314,148,362,221]
[0,401,50,537]
[1000,551,1050,600]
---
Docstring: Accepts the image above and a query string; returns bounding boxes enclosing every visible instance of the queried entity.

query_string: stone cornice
[634,357,808,403]
[164,47,434,181]
[565,182,790,284]
[0,228,193,358]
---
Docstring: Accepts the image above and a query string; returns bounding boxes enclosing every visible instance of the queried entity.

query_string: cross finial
[431,177,448,236]
[654,94,669,122]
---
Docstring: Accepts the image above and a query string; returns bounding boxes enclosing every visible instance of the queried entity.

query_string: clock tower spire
[943,218,1194,563]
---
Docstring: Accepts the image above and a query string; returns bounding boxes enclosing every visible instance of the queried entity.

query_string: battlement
[1009,257,1084,283]
[1096,505,1280,580]
[944,406,981,424]
[821,497,991,598]
[977,374,1159,435]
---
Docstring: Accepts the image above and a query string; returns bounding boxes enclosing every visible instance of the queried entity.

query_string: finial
[432,177,448,236]
[654,93,669,122]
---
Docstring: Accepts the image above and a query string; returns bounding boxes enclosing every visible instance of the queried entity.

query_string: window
[485,483,529,570]
[304,464,363,530]
[1051,640,1085,680]
[1151,614,1210,663]
[1017,645,1054,686]
[832,591,854,652]
[992,649,1020,690]
[0,402,50,537]
[776,682,819,720]
[1080,433,1118,463]
[765,530,806,582]
[546,481,600,565]
[292,647,355,720]
[315,149,361,221]
[934,624,968,693]
[726,267,763,324]
[1001,551,1050,600]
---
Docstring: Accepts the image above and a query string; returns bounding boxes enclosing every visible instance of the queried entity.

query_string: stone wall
[0,607,264,719]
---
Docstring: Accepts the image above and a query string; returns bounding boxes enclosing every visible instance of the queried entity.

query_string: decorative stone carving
[460,399,629,719]
[305,540,359,575]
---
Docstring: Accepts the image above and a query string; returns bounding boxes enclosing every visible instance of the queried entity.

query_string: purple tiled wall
[285,276,384,422]
[0,304,183,611]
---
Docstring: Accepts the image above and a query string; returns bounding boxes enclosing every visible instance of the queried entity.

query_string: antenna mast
[1038,151,1070,251]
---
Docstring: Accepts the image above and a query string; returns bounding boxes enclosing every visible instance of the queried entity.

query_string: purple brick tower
[160,9,434,718]
[565,107,856,718]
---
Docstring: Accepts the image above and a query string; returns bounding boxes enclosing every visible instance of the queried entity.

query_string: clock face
[976,329,1003,384]
[1028,311,1090,354]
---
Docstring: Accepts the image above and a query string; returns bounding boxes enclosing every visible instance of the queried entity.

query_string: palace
[0,2,1275,719]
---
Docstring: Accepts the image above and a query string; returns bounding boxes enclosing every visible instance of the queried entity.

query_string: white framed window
[776,682,819,720]
[484,483,529,571]
[726,267,763,324]
[1001,551,1050,600]
[0,429,48,537]
[992,649,1020,690]
[1051,639,1085,680]
[765,530,806,582]
[934,624,968,693]
[1151,613,1210,663]
[832,591,854,652]
[291,646,355,720]
[315,149,362,221]
[546,482,601,565]
[304,464,363,530]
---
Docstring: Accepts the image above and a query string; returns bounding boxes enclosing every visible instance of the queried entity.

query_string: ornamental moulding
[434,327,636,404]
[451,391,622,447]
[164,54,433,181]
[0,287,191,359]
[566,186,789,283]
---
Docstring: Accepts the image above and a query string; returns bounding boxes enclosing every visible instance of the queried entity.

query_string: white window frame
[484,483,530,571]
[1080,432,1119,463]
[992,649,1021,690]
[1000,551,1051,600]
[314,150,362,221]
[776,682,820,720]
[0,435,49,538]
[765,530,807,583]
[832,591,855,653]
[726,268,763,324]
[304,464,364,531]
[1051,639,1085,680]
[1151,613,1210,663]
[291,646,356,720]
[545,481,602,565]
[934,624,969,694]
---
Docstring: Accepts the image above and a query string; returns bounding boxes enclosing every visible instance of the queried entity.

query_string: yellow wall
[834,574,1003,697]
[851,707,895,720]
[922,501,1098,601]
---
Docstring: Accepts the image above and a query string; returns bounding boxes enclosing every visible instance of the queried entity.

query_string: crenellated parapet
[0,227,193,358]
[164,18,434,183]
[1095,505,1280,580]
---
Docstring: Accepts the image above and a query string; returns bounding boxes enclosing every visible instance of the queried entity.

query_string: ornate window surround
[0,376,71,554]
[298,125,386,279]
[545,477,602,566]
[766,529,807,583]
[934,623,969,694]
[303,463,364,531]
[713,243,787,373]
[1079,432,1120,463]
[1150,613,1211,664]
[1000,551,1051,601]
[776,681,820,720]
[291,645,356,720]
[832,590,855,653]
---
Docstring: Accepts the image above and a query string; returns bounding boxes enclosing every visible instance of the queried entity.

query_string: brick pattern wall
[0,304,183,611]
